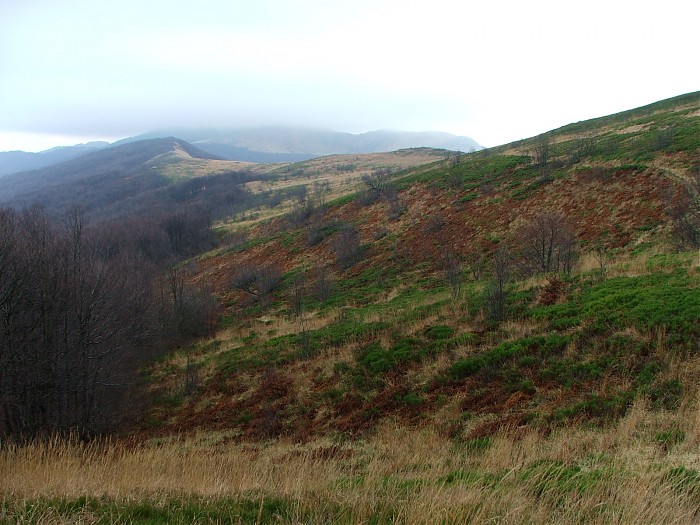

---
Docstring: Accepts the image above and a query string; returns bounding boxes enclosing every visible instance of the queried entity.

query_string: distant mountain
[0,141,109,177]
[0,128,482,175]
[121,127,483,162]
[0,137,222,213]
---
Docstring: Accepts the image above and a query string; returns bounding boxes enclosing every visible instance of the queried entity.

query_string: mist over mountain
[119,127,483,161]
[0,128,482,176]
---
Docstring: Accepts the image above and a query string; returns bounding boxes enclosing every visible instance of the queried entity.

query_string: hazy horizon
[1,0,698,152]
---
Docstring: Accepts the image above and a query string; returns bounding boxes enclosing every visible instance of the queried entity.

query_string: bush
[357,339,423,375]
[424,325,455,340]
[450,335,569,380]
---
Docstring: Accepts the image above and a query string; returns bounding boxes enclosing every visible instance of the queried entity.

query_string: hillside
[143,92,699,443]
[0,138,452,224]
[2,93,699,524]
[0,137,219,200]
[0,137,263,219]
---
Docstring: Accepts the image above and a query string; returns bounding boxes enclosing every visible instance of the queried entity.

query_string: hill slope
[2,92,699,525]
[0,137,248,215]
[0,136,454,223]
[144,92,699,441]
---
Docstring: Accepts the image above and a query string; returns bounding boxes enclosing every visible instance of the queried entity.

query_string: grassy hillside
[2,93,698,524]
[139,92,699,441]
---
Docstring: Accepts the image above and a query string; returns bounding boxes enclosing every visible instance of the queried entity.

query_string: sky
[0,0,698,152]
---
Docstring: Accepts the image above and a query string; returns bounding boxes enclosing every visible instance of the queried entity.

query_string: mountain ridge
[114,127,483,160]
[0,127,482,177]
[0,137,220,208]
[0,141,109,177]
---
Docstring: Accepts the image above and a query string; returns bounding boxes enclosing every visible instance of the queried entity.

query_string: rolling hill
[144,91,698,441]
[0,134,455,222]
[121,127,483,161]
[0,127,481,177]
[0,137,249,216]
[2,92,699,524]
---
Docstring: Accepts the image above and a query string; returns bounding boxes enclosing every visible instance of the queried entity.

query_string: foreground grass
[2,396,699,524]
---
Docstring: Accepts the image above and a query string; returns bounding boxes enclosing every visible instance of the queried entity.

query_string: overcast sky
[0,0,697,152]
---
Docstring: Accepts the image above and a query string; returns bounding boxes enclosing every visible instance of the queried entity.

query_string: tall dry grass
[2,396,699,524]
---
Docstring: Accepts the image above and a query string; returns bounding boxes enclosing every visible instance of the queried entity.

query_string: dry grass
[213,149,448,229]
[2,394,699,524]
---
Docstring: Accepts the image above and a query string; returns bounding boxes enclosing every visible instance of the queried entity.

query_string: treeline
[0,205,218,440]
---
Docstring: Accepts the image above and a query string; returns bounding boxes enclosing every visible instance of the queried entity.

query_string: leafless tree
[567,134,596,164]
[290,272,314,358]
[517,212,578,275]
[0,206,161,439]
[334,223,362,269]
[313,264,334,303]
[533,134,551,173]
[593,244,612,279]
[465,252,487,281]
[161,207,214,256]
[167,264,218,341]
[233,262,282,304]
[484,245,511,323]
[360,168,405,218]
[667,172,700,250]
[305,213,325,246]
[442,253,464,300]
[426,212,446,233]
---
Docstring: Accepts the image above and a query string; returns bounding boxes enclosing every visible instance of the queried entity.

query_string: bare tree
[593,244,612,279]
[484,245,511,323]
[360,168,405,218]
[442,253,464,300]
[334,223,362,269]
[426,212,446,233]
[290,272,314,358]
[233,262,282,304]
[517,212,578,275]
[0,206,161,439]
[667,172,700,250]
[167,264,218,341]
[313,264,334,303]
[465,252,487,281]
[567,134,596,164]
[533,134,551,173]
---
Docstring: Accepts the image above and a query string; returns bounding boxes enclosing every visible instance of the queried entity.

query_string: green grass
[1,495,305,525]
[521,459,605,498]
[399,155,531,189]
[531,269,700,346]
[450,335,570,380]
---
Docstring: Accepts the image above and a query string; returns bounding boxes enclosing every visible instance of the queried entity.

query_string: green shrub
[553,393,632,422]
[424,325,455,340]
[402,392,424,406]
[357,338,424,375]
[450,335,569,380]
